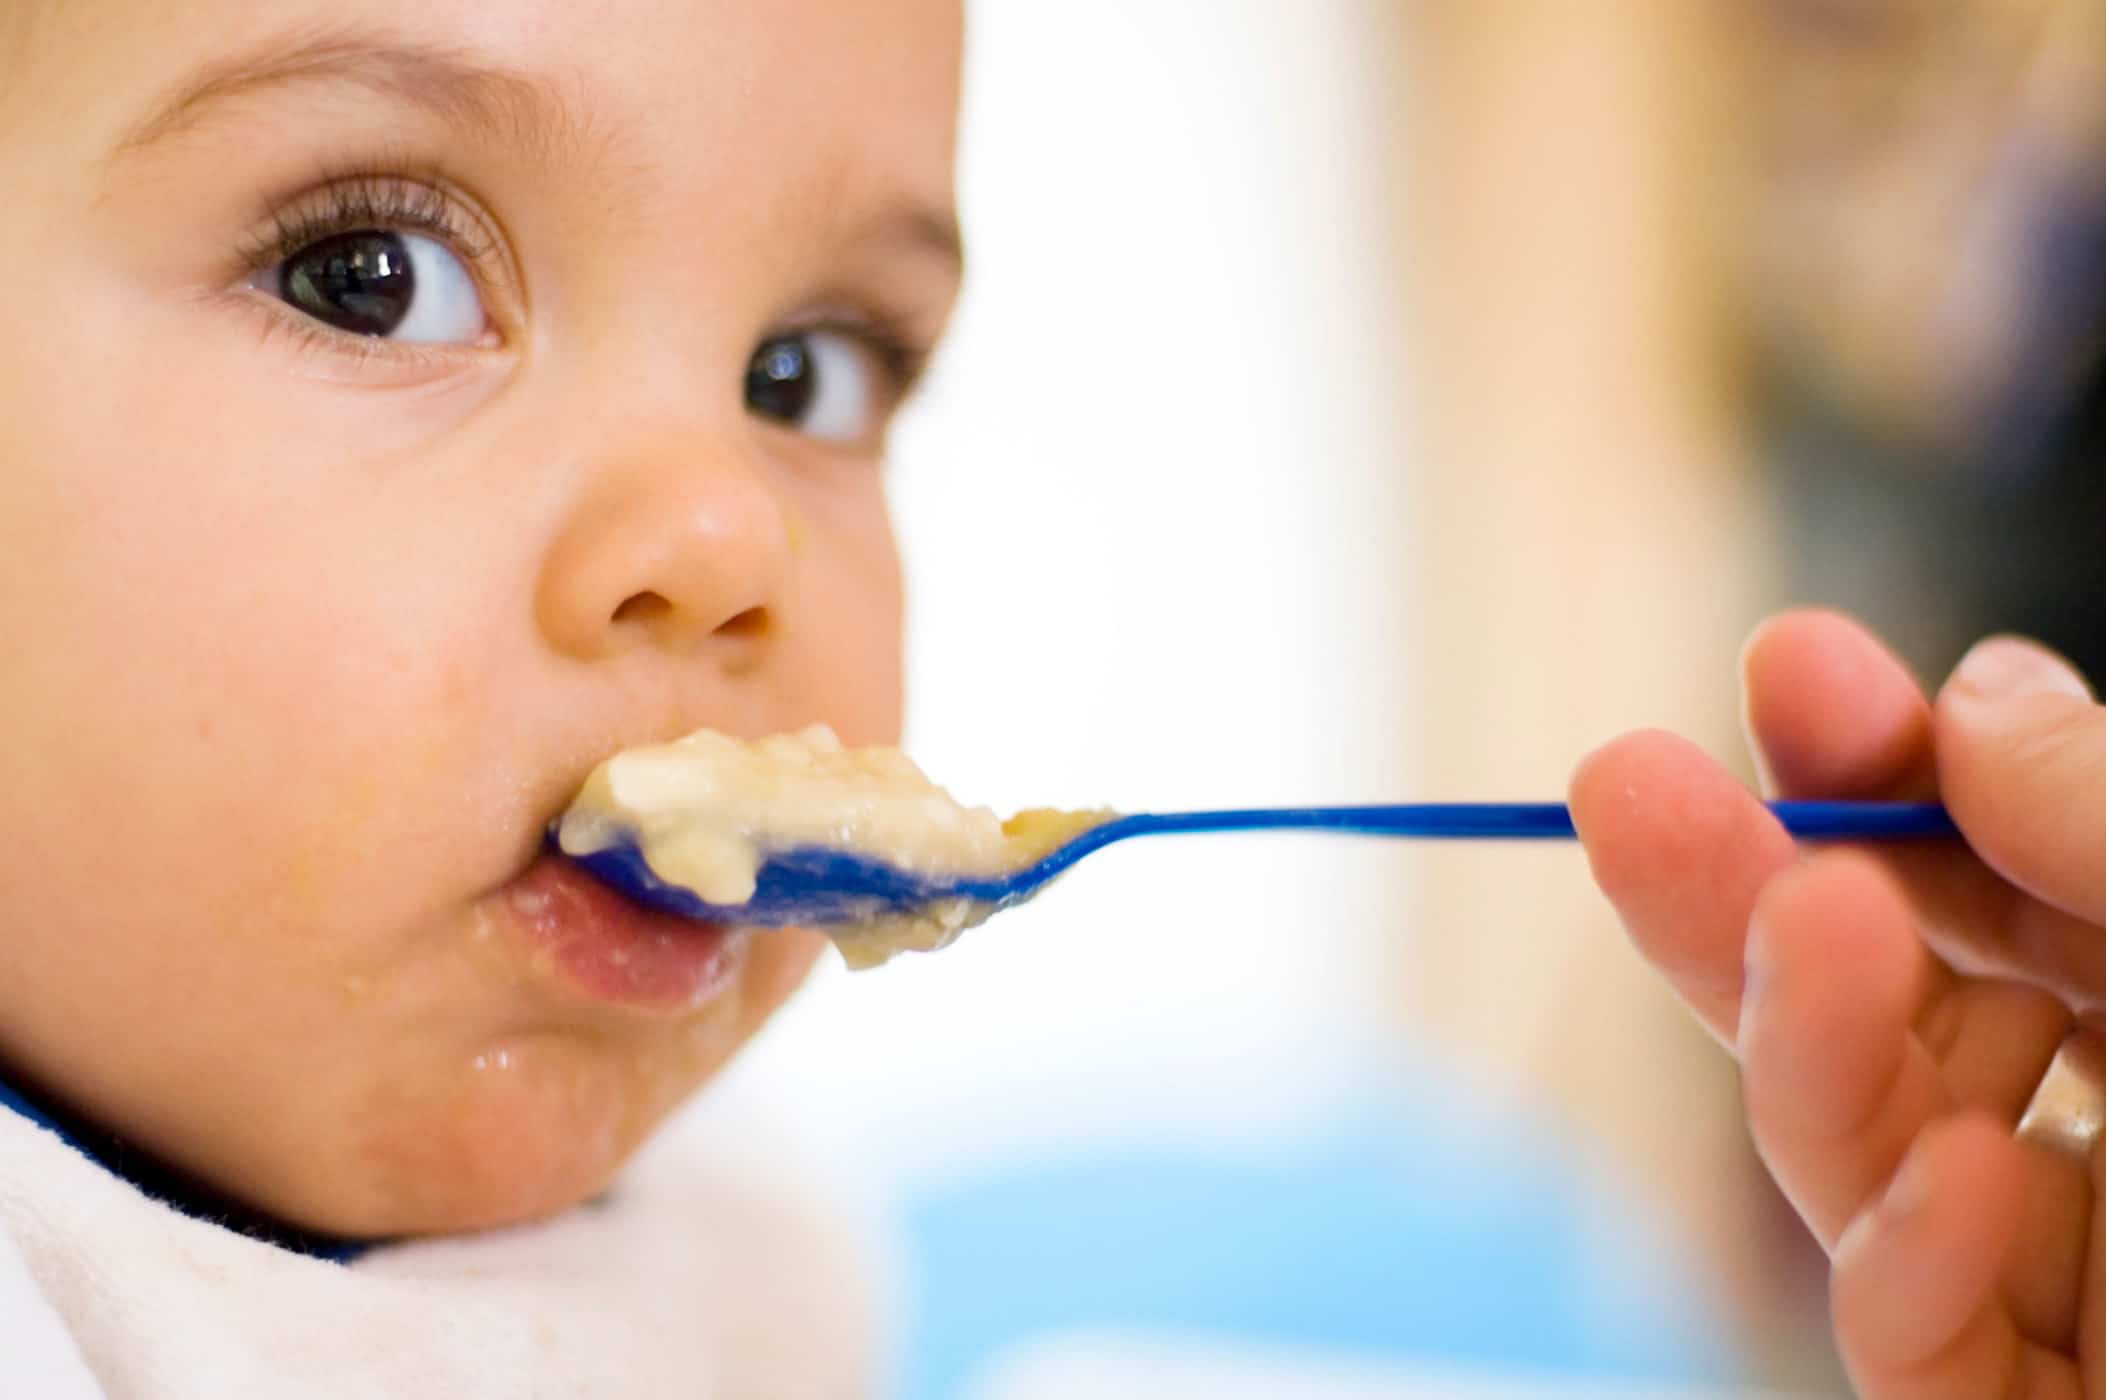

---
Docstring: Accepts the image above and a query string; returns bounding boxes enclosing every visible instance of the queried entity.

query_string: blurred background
[692,0,2106,1395]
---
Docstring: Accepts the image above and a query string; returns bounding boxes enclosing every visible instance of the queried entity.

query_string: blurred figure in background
[1756,0,2106,678]
[1407,0,2105,1391]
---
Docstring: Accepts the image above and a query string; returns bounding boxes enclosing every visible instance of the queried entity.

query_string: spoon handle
[1098,802,1957,842]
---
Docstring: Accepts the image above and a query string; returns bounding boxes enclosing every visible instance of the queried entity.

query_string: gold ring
[2018,1032,2106,1159]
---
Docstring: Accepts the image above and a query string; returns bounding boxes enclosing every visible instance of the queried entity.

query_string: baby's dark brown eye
[746,336,816,423]
[282,231,410,335]
[744,331,877,441]
[272,230,484,343]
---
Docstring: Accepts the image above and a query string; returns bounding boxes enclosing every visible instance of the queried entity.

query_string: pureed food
[556,726,1107,967]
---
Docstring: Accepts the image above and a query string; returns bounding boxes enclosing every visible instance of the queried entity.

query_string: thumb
[1934,635,2106,921]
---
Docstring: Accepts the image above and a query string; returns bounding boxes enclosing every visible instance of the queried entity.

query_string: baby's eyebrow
[859,205,966,278]
[110,31,584,163]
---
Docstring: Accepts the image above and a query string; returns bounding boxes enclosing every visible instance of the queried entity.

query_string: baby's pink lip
[493,853,748,1016]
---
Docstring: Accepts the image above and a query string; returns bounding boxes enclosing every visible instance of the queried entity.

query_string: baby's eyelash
[238,173,496,278]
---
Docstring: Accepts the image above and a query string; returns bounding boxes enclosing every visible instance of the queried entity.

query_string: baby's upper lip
[478,758,603,904]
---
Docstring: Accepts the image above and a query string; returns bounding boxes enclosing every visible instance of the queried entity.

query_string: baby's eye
[269,230,486,344]
[744,331,879,442]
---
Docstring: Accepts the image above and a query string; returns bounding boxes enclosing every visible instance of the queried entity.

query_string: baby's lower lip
[496,853,747,1015]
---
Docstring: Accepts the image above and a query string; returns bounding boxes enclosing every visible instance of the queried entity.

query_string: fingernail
[1880,1144,1934,1221]
[1951,637,2091,703]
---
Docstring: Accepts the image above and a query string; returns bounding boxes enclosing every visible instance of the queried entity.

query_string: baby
[1576,610,2106,1397]
[0,0,961,1393]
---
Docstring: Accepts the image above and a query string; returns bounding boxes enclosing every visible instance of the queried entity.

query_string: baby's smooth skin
[1574,610,2106,1397]
[0,0,960,1238]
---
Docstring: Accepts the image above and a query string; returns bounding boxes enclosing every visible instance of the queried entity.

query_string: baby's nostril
[612,591,672,625]
[610,594,771,641]
[717,606,770,640]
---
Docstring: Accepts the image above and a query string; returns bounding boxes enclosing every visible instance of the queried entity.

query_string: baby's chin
[262,930,829,1239]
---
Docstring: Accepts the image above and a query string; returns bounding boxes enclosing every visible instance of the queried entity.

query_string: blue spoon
[563,800,1959,929]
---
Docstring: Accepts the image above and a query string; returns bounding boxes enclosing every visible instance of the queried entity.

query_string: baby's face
[0,0,959,1235]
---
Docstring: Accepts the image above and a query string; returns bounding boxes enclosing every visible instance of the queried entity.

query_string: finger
[1996,1036,2100,1354]
[1739,852,1947,1247]
[1747,616,2106,1020]
[1740,856,2091,1352]
[1736,610,2012,989]
[1830,1113,2074,1400]
[2074,1104,2106,1384]
[1741,608,1938,801]
[1570,729,1796,1046]
[1574,613,2059,1050]
[2003,1141,2093,1356]
[1895,961,2078,1350]
[1917,978,2071,1126]
[1935,636,2106,928]
[1736,609,1997,972]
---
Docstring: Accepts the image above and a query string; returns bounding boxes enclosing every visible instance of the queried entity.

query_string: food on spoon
[557,726,1109,967]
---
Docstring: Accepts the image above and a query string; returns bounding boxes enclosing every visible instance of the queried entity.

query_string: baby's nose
[534,437,792,666]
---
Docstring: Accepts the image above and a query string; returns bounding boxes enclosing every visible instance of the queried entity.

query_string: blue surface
[891,1095,1736,1399]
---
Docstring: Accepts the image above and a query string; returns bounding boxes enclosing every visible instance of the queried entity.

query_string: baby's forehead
[42,1,957,165]
[5,0,962,325]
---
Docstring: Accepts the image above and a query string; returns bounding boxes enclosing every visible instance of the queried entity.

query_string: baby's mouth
[489,850,749,1017]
